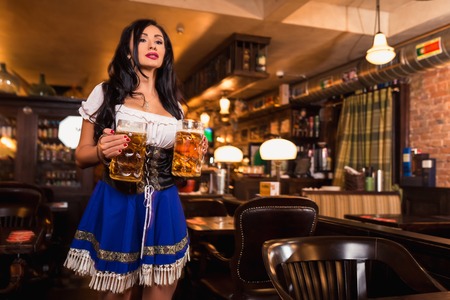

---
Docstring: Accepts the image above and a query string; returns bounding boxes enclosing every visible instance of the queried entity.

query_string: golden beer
[109,120,147,182]
[172,126,204,177]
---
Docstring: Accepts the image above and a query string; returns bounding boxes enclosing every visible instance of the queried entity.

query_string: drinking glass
[171,119,204,177]
[109,119,147,182]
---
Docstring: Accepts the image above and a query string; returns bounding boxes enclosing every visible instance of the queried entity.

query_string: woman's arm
[75,119,130,169]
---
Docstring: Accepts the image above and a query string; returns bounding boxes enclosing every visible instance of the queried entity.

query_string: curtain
[332,87,393,190]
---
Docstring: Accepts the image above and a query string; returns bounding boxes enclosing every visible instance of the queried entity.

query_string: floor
[0,257,210,300]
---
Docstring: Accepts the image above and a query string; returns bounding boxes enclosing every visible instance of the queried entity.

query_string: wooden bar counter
[316,216,450,290]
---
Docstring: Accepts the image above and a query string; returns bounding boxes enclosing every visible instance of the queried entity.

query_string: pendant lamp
[366,0,396,65]
[219,95,230,115]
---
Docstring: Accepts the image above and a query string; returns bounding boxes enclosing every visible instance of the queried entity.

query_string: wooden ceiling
[1,0,449,106]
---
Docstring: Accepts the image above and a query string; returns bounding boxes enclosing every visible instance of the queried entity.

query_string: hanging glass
[0,63,20,95]
[29,73,56,96]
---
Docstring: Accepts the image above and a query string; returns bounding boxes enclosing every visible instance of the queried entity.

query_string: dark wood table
[186,216,235,235]
[344,214,450,238]
[374,291,450,299]
[186,216,236,259]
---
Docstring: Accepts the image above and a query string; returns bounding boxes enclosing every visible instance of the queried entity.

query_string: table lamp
[214,145,243,194]
[259,138,297,182]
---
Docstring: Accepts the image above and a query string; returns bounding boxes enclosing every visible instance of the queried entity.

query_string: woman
[64,19,201,299]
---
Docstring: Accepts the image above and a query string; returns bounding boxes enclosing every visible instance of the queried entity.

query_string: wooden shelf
[183,33,271,109]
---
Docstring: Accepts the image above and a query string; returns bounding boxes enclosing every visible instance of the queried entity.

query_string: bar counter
[302,189,402,219]
[317,216,450,289]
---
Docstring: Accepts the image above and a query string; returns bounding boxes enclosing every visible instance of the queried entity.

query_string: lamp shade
[219,96,230,115]
[366,32,396,65]
[260,138,297,161]
[200,112,210,127]
[214,145,243,163]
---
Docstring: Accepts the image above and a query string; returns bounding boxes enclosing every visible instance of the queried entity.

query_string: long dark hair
[92,19,185,141]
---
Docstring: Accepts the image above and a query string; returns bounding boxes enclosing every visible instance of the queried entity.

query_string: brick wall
[409,62,450,187]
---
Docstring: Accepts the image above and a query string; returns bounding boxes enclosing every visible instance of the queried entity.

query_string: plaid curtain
[332,87,393,190]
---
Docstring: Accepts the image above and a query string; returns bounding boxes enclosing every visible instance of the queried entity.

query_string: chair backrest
[0,181,47,228]
[231,196,319,295]
[262,236,447,300]
[182,198,228,218]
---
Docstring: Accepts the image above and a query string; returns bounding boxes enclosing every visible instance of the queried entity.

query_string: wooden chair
[262,236,447,300]
[0,181,53,295]
[198,196,319,299]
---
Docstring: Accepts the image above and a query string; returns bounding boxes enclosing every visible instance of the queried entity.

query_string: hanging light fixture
[366,0,396,65]
[219,95,230,115]
[200,112,210,128]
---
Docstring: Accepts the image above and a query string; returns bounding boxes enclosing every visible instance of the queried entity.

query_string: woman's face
[132,25,166,70]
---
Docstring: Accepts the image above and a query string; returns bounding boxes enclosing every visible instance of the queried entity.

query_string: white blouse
[79,83,178,149]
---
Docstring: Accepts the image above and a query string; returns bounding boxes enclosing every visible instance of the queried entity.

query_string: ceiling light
[219,95,230,115]
[366,0,396,65]
[200,112,210,127]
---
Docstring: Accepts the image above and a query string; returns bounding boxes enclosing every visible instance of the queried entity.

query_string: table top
[344,214,450,236]
[374,291,450,299]
[0,227,45,254]
[186,216,235,234]
[345,214,450,226]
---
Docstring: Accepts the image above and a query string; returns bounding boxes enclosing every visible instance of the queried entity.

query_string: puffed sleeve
[78,83,104,122]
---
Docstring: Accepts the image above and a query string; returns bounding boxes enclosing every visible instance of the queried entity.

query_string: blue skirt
[64,181,189,293]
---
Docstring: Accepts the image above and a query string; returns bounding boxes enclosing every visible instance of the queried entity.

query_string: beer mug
[172,119,204,177]
[109,119,148,182]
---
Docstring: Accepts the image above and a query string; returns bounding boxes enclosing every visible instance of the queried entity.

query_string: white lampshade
[260,138,297,161]
[219,96,230,115]
[366,32,396,65]
[58,116,83,149]
[214,145,243,163]
[200,112,210,127]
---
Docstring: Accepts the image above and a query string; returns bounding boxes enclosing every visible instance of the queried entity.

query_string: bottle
[0,63,20,95]
[255,49,266,72]
[376,169,383,192]
[29,73,56,96]
[365,166,375,192]
[314,115,320,138]
[402,147,412,177]
[243,49,250,71]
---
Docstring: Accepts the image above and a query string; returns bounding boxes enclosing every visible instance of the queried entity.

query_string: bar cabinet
[0,93,93,244]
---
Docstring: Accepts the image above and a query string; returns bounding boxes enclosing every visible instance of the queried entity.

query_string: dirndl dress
[64,145,189,293]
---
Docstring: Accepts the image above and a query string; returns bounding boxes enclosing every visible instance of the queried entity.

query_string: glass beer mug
[109,119,148,182]
[172,119,204,177]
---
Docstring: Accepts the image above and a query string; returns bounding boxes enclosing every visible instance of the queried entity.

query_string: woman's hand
[96,128,131,164]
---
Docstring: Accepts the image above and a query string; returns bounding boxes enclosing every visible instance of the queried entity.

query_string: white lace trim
[64,247,190,293]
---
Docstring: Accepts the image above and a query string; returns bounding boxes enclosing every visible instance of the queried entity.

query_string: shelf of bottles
[182,33,270,100]
[291,108,332,173]
[37,118,80,187]
[0,117,17,180]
